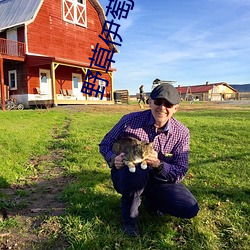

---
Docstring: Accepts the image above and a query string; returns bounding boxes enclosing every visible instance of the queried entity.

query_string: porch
[28,99,114,108]
[28,86,114,107]
[0,38,26,110]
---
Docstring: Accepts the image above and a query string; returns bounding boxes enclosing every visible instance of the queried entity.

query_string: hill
[231,84,250,92]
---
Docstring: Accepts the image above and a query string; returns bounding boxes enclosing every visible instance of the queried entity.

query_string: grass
[0,110,68,185]
[0,104,249,249]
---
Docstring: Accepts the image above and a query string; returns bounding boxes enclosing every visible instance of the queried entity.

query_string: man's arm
[147,131,190,183]
[99,115,127,167]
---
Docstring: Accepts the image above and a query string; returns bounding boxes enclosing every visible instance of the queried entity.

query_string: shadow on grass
[189,151,249,166]
[0,177,9,189]
[185,148,250,250]
[0,171,76,249]
[187,181,250,249]
[188,180,250,209]
[61,168,209,249]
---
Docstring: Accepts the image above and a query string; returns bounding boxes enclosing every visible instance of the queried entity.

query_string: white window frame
[8,70,17,90]
[62,0,87,27]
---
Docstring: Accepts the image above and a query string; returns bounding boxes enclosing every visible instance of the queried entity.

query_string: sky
[98,0,250,94]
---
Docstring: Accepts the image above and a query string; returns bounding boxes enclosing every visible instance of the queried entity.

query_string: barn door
[72,73,82,98]
[6,29,18,55]
[39,69,52,99]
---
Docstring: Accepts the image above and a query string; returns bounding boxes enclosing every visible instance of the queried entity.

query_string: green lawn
[0,105,249,249]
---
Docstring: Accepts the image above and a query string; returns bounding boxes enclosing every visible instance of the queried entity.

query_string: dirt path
[0,118,74,249]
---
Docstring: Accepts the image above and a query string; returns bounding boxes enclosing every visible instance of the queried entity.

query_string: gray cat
[112,137,154,173]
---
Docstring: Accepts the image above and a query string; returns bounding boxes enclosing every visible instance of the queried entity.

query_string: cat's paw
[129,167,136,173]
[141,163,147,170]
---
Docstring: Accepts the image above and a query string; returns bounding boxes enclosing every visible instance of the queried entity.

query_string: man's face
[149,98,179,126]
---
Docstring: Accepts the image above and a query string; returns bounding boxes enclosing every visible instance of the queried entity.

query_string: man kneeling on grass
[99,84,199,237]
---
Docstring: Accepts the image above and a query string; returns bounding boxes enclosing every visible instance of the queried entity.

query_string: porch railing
[0,38,25,57]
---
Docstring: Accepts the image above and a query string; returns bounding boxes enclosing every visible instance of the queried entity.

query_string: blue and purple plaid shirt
[99,109,190,183]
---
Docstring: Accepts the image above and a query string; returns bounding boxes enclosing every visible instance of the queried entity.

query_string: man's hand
[114,153,125,169]
[146,150,161,168]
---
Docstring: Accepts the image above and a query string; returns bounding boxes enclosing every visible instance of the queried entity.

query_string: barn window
[40,73,47,83]
[63,0,87,27]
[8,70,17,90]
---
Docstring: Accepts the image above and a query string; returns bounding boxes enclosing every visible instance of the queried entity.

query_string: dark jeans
[111,166,199,225]
[138,94,145,104]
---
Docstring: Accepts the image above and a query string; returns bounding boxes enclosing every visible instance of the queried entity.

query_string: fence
[0,38,25,57]
[114,90,129,104]
[182,92,250,101]
[238,92,250,100]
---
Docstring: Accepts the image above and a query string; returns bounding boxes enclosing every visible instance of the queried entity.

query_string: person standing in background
[138,85,146,107]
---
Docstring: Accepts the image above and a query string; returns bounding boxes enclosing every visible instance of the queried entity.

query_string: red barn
[0,0,118,109]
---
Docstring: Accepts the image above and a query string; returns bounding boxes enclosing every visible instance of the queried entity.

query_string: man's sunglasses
[153,99,173,108]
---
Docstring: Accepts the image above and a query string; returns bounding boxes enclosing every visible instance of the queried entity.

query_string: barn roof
[0,0,42,31]
[176,82,237,94]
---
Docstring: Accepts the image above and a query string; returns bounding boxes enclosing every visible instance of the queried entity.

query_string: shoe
[123,222,140,237]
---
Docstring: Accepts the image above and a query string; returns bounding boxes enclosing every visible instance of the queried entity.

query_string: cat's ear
[147,142,154,147]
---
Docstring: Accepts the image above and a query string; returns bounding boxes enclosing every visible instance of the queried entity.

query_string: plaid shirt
[99,109,190,183]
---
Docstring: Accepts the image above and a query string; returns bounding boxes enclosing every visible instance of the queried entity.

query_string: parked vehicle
[151,79,177,90]
[5,98,24,110]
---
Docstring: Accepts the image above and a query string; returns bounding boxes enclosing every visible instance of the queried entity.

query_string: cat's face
[139,142,154,158]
